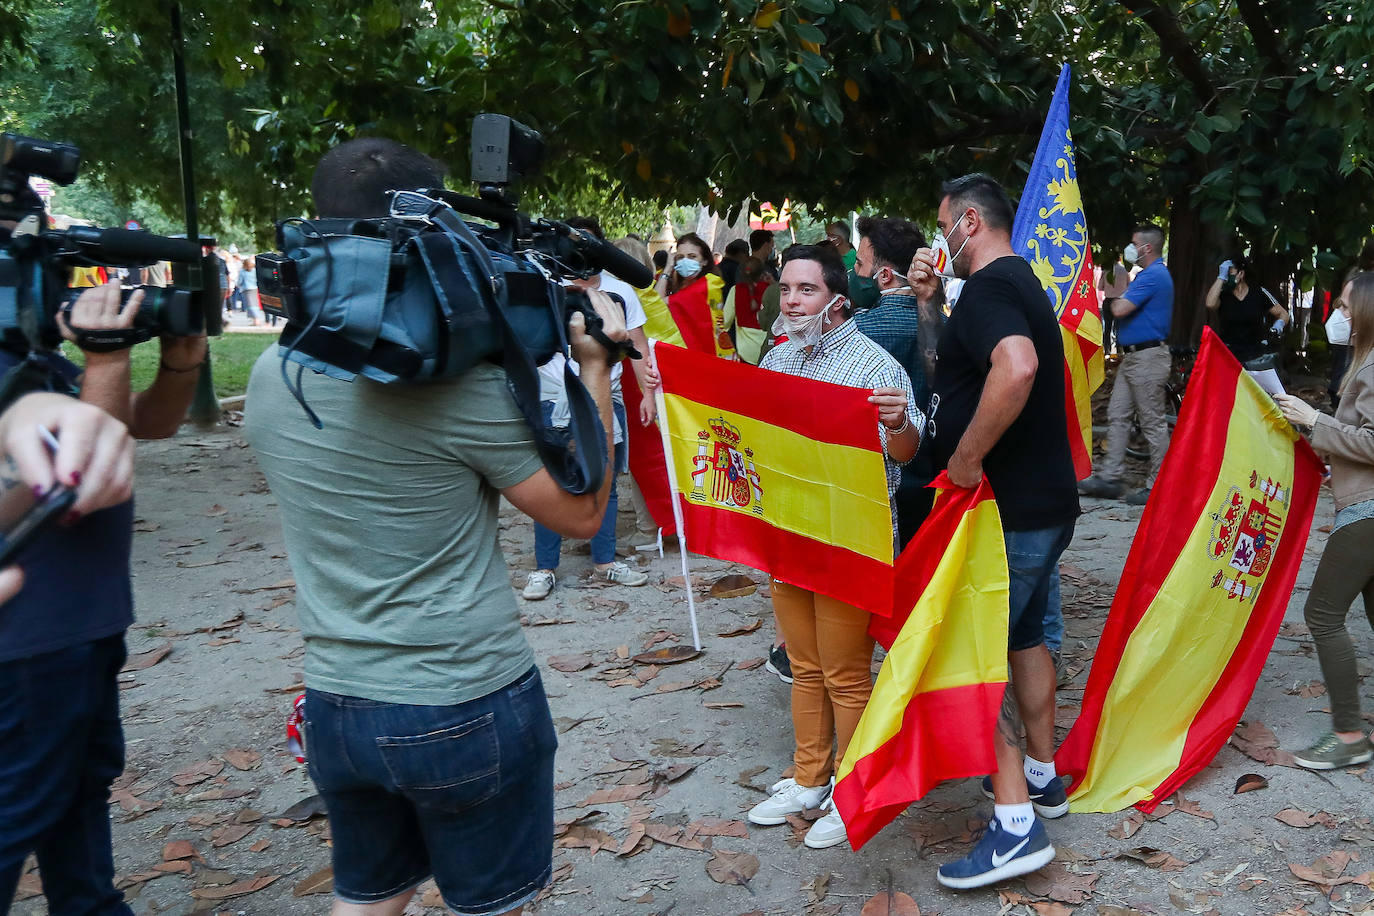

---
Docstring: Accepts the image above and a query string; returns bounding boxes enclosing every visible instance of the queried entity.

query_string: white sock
[1024,756,1057,788]
[995,802,1036,837]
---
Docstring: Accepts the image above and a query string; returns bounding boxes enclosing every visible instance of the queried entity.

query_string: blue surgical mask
[674,258,702,278]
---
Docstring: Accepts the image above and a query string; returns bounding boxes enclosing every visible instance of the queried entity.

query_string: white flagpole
[651,339,702,651]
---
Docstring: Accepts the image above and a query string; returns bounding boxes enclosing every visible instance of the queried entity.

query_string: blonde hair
[1341,272,1374,395]
[612,236,653,276]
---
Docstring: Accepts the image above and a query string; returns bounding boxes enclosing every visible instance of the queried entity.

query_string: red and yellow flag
[655,341,895,615]
[1010,63,1104,480]
[622,370,677,537]
[1056,328,1323,813]
[666,273,731,358]
[833,475,1010,850]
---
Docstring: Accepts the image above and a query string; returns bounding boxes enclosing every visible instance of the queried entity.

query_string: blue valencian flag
[1010,63,1104,480]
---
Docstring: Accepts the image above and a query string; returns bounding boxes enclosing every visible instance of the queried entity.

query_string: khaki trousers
[1099,345,1172,487]
[771,578,875,787]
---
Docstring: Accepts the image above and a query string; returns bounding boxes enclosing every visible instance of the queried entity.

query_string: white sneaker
[522,570,555,600]
[599,561,648,587]
[747,778,831,826]
[804,798,848,849]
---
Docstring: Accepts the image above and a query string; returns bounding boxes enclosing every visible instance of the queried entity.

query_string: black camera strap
[424,205,608,495]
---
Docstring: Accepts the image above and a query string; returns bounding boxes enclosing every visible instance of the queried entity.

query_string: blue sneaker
[980,774,1069,818]
[936,816,1055,889]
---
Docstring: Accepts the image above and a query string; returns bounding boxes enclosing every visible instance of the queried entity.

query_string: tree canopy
[4,0,1373,329]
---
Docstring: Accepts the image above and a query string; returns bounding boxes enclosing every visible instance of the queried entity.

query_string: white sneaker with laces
[522,570,556,600]
[748,777,832,826]
[804,797,848,849]
[600,561,649,587]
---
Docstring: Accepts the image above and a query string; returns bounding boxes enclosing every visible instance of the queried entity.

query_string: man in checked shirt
[745,243,923,851]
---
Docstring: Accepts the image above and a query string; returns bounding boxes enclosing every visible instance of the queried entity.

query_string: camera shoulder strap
[425,205,607,495]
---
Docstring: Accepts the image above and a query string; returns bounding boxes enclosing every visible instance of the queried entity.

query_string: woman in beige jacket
[1275,272,1374,769]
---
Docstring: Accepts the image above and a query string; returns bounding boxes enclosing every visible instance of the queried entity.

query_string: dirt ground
[9,417,1374,916]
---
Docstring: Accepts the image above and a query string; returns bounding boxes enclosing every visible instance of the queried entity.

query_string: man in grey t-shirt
[245,138,627,916]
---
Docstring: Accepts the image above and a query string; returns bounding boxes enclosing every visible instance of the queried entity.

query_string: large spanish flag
[833,474,1009,850]
[638,284,685,349]
[1010,63,1104,481]
[654,341,894,615]
[1056,329,1322,813]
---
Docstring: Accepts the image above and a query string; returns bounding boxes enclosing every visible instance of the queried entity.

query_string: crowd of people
[1,134,1372,916]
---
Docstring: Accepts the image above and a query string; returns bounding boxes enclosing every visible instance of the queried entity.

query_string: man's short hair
[724,238,751,260]
[311,138,446,218]
[749,228,774,251]
[653,249,669,270]
[826,220,851,238]
[1133,223,1166,252]
[856,216,927,271]
[781,244,848,297]
[940,173,1014,233]
[566,216,605,241]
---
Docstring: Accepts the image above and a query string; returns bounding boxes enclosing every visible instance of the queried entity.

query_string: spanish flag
[666,273,732,358]
[833,475,1010,850]
[1056,329,1323,813]
[1010,63,1104,481]
[654,341,894,615]
[637,284,685,349]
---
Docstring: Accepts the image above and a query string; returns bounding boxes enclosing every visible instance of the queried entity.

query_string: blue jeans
[534,400,627,569]
[304,666,558,915]
[1003,522,1075,652]
[0,635,131,916]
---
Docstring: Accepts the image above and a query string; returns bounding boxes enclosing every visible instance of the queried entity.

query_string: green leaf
[1185,129,1211,153]
[796,0,834,13]
[793,22,825,44]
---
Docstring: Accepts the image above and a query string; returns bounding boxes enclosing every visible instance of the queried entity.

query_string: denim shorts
[1004,522,1076,651]
[304,666,557,915]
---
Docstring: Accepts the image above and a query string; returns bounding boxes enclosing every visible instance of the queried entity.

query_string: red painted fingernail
[33,485,46,498]
[68,470,82,486]
[61,510,82,526]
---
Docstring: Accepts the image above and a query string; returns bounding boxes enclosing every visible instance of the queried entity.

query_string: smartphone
[0,484,78,568]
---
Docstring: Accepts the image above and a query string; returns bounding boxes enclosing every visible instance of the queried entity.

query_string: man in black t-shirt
[905,174,1079,890]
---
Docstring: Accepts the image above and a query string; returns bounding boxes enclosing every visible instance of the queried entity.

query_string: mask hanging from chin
[771,294,842,348]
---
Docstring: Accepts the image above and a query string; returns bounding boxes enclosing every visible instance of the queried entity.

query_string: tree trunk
[1166,195,1227,347]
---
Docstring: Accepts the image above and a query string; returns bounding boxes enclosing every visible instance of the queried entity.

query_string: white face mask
[931,219,972,279]
[772,294,842,348]
[674,257,702,278]
[1123,243,1140,265]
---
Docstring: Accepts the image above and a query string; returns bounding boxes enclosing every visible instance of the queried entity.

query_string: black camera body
[0,132,223,358]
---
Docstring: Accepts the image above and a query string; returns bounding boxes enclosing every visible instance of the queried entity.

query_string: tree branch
[1232,0,1288,76]
[1123,0,1215,102]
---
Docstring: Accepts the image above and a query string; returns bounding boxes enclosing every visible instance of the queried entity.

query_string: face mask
[773,294,842,348]
[1123,243,1140,265]
[931,219,972,279]
[674,257,701,278]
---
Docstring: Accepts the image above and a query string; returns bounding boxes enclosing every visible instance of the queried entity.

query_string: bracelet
[159,359,204,374]
[886,414,911,435]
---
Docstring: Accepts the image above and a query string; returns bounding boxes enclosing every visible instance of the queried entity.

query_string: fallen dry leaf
[1230,720,1297,767]
[1108,811,1146,839]
[687,817,749,839]
[710,574,758,599]
[1274,808,1336,829]
[249,839,271,853]
[705,701,745,709]
[171,759,224,786]
[277,794,327,823]
[188,874,280,899]
[580,783,651,806]
[555,824,616,854]
[1022,863,1099,903]
[210,824,255,848]
[293,866,334,896]
[223,748,262,771]
[632,646,701,665]
[717,618,763,637]
[1233,773,1268,794]
[860,890,921,915]
[548,653,593,673]
[1114,846,1189,871]
[644,823,707,850]
[162,839,196,861]
[122,642,172,672]
[706,849,759,886]
[736,657,766,670]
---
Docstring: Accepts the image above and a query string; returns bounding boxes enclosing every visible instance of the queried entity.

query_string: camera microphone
[569,230,654,289]
[63,226,203,264]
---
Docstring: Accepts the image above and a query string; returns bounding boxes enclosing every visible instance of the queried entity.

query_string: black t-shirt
[0,348,134,662]
[921,256,1080,531]
[1216,285,1273,363]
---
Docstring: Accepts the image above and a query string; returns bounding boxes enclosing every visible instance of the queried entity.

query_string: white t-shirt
[538,273,647,439]
[1327,309,1352,346]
